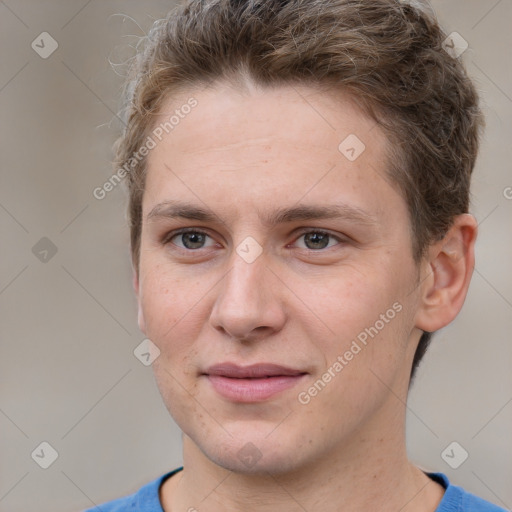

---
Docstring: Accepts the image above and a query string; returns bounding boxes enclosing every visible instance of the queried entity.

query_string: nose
[209,250,286,342]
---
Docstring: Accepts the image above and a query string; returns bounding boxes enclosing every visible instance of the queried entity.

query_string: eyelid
[292,227,346,241]
[163,227,348,251]
[162,227,217,247]
[289,228,347,249]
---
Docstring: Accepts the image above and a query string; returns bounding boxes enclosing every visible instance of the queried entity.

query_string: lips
[203,362,307,402]
[205,362,306,378]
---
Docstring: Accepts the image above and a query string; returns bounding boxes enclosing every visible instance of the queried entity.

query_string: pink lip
[203,363,307,402]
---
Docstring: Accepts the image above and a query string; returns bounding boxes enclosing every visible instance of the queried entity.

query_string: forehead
[142,82,405,227]
[151,81,383,160]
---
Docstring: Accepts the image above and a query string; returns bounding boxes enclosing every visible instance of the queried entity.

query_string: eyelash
[163,227,346,252]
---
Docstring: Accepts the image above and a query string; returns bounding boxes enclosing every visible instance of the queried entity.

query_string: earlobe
[415,214,478,333]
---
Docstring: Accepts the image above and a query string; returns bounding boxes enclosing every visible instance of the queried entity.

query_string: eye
[293,230,343,250]
[164,228,346,252]
[166,229,217,250]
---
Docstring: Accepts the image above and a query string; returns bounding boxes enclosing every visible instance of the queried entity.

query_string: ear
[133,266,146,335]
[414,214,478,333]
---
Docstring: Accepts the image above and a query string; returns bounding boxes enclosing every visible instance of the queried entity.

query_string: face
[135,82,423,474]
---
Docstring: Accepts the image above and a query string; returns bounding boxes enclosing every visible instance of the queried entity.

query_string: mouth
[202,362,308,402]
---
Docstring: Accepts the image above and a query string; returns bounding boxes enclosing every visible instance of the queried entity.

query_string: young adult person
[84,1,507,510]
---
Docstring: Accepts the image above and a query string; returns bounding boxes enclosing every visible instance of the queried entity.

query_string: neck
[161,395,444,512]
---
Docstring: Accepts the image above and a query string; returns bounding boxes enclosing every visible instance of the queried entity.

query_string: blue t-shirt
[83,468,509,511]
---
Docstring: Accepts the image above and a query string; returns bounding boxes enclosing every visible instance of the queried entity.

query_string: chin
[193,428,315,476]
[208,448,303,476]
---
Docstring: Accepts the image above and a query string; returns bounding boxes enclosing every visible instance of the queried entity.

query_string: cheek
[300,265,411,375]
[151,354,205,432]
[139,265,205,356]
[297,267,388,339]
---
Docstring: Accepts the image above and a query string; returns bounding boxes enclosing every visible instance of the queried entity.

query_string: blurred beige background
[1,1,511,511]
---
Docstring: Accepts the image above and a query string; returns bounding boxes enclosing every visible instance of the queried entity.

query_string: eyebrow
[146,200,378,228]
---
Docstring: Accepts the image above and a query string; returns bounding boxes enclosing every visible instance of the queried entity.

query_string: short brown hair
[115,0,484,381]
